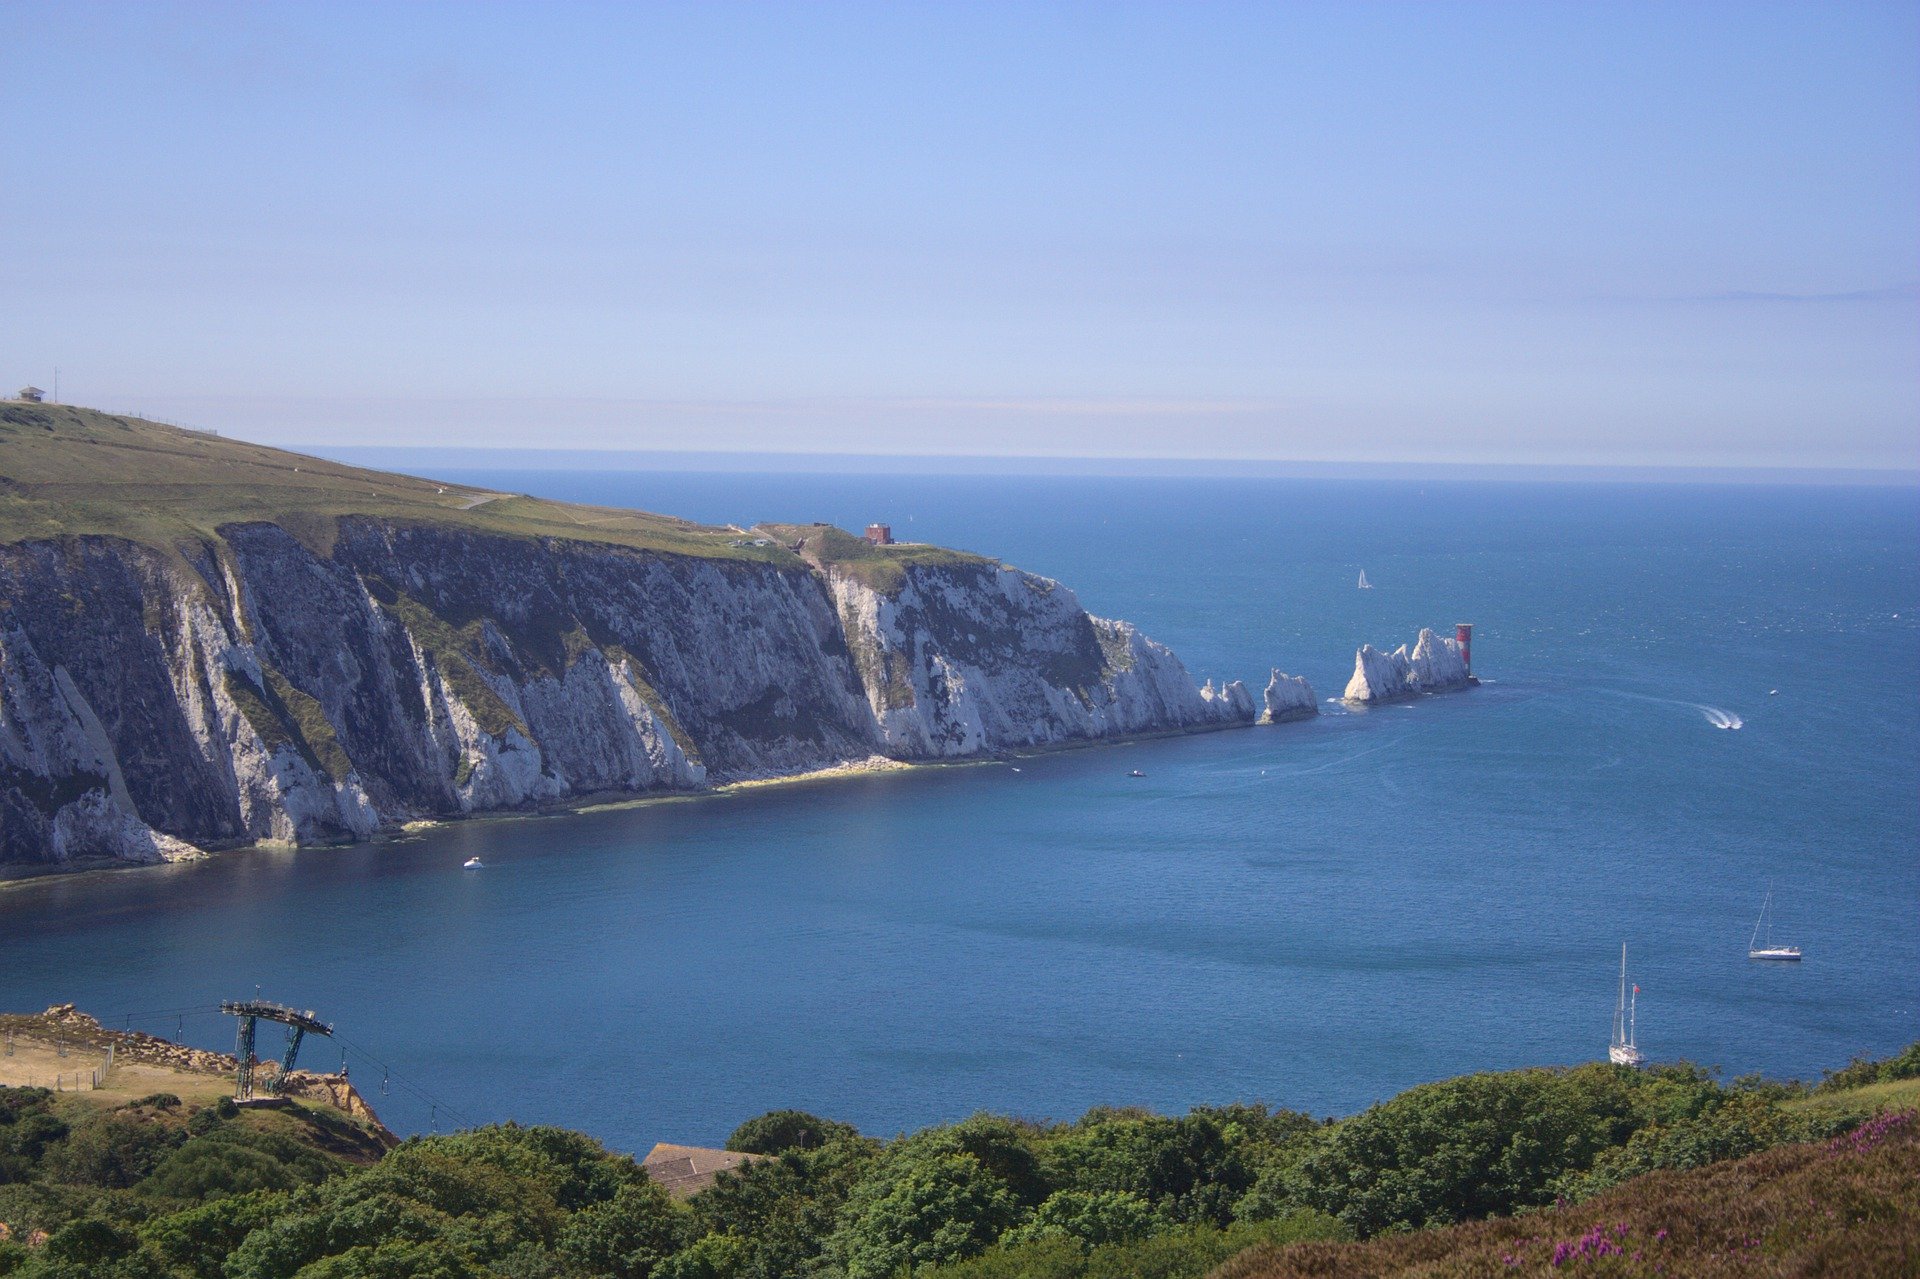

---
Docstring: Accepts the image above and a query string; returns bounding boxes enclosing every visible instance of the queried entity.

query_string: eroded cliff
[0,408,1254,869]
[1342,627,1472,703]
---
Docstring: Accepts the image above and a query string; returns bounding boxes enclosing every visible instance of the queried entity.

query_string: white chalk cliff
[1342,628,1472,703]
[1262,671,1318,723]
[1,521,1256,870]
[826,561,1253,759]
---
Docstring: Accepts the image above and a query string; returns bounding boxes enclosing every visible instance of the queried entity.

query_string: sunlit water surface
[2,475,1914,1147]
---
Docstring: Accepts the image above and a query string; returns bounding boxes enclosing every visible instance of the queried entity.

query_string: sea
[2,470,1916,1149]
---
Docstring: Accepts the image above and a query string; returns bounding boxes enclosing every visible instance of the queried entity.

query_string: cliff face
[0,519,1251,869]
[1342,627,1471,703]
[1262,670,1319,723]
[828,562,1252,757]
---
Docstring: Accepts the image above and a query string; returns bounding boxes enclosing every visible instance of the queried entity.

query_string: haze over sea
[2,468,1915,1148]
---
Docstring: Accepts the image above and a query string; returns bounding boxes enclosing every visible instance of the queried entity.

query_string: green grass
[219,665,355,782]
[1787,1076,1920,1117]
[0,402,797,566]
[757,520,988,592]
[376,587,528,739]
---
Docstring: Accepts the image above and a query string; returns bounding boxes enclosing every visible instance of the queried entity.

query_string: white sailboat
[1748,886,1801,961]
[1609,943,1643,1066]
[1357,569,1373,590]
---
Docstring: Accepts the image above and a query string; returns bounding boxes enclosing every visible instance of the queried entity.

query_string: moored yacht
[1748,885,1801,961]
[1609,943,1643,1067]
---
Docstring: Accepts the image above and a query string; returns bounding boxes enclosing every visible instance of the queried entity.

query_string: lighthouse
[1455,623,1473,677]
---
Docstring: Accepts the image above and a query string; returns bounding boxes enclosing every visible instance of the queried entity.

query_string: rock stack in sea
[1342,628,1472,703]
[1262,671,1318,723]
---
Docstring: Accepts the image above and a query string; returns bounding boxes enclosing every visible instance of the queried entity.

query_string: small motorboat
[1769,689,1779,696]
[1127,769,1146,778]
[462,857,484,869]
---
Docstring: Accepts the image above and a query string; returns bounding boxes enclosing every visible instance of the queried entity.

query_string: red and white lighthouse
[1455,623,1473,675]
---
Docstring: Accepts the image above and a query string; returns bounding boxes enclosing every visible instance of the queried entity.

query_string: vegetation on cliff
[0,404,782,566]
[5,403,1241,870]
[0,1042,1912,1278]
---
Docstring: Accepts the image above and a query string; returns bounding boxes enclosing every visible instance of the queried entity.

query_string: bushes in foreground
[0,1043,1912,1278]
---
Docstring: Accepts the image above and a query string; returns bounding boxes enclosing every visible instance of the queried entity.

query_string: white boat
[1748,886,1801,961]
[1609,943,1643,1067]
[1357,569,1373,590]
[1127,769,1146,778]
[462,857,484,869]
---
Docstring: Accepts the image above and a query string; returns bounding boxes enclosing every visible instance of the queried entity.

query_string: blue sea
[2,472,1916,1149]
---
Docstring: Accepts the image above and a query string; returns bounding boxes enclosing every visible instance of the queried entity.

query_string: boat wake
[1597,687,1743,731]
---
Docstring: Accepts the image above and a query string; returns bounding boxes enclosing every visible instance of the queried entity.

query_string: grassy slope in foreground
[1218,1110,1918,1278]
[0,1025,1914,1279]
[0,402,982,577]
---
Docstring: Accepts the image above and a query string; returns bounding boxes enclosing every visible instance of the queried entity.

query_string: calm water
[2,474,1916,1149]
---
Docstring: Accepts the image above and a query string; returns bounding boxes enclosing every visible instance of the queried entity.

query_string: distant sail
[1357,569,1373,590]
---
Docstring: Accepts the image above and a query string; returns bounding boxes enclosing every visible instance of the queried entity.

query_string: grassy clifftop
[0,403,962,578]
[758,521,990,591]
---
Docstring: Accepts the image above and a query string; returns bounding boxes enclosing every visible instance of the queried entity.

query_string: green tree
[141,1189,284,1279]
[412,1126,643,1212]
[725,1111,860,1156]
[655,1232,750,1279]
[136,1138,303,1201]
[692,1137,877,1279]
[1043,1113,1250,1226]
[38,1112,184,1189]
[831,1152,1026,1278]
[556,1179,691,1279]
[1285,1065,1649,1235]
[279,1238,493,1279]
[1006,1190,1170,1248]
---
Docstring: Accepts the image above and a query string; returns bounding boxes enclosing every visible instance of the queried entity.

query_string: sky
[2,1,1916,469]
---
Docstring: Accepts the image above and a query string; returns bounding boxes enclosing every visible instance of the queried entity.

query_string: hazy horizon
[5,2,1916,469]
[310,441,1919,487]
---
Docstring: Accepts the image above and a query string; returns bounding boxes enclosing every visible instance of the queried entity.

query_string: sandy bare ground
[0,1030,233,1103]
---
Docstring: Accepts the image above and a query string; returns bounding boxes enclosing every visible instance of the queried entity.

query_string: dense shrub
[0,1042,1911,1278]
[1280,1063,1696,1235]
[830,1150,1028,1278]
[926,1210,1349,1279]
[555,1179,690,1279]
[36,1111,185,1190]
[1554,1091,1854,1200]
[1043,1112,1251,1226]
[725,1109,860,1155]
[1006,1190,1171,1248]
[1819,1041,1920,1092]
[693,1137,877,1279]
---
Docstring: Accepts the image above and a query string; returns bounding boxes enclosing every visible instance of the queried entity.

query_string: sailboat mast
[1615,944,1627,1044]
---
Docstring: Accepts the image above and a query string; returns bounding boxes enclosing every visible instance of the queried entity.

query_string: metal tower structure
[219,1000,332,1100]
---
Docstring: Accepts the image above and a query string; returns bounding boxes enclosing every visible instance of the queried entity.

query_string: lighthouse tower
[1455,623,1473,676]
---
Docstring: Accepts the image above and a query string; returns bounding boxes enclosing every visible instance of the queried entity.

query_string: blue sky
[3,2,1915,468]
